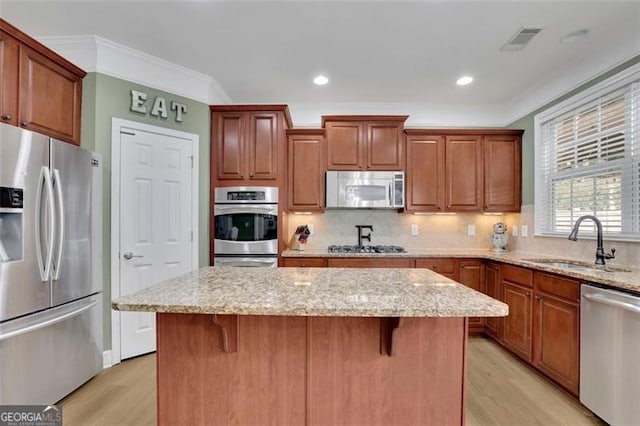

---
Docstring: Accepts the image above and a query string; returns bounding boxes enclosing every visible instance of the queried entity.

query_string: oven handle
[215,258,277,267]
[214,205,278,213]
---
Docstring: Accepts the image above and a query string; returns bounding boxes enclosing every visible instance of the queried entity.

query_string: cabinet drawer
[501,264,533,288]
[534,272,580,302]
[415,259,455,274]
[282,258,327,268]
[327,258,414,268]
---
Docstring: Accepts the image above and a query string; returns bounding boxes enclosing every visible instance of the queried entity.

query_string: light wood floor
[59,337,603,425]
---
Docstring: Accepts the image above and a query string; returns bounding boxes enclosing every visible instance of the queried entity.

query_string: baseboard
[103,350,113,369]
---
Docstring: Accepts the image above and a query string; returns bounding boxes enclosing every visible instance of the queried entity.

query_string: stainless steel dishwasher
[581,284,640,425]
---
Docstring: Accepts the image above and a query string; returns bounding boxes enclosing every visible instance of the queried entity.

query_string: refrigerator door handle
[35,166,56,281]
[0,299,97,342]
[52,169,65,280]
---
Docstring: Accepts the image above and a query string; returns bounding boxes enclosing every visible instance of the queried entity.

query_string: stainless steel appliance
[328,245,406,254]
[326,171,404,209]
[0,122,103,404]
[213,186,278,267]
[580,283,640,425]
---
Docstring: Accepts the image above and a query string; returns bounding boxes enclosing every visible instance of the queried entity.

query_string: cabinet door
[484,263,503,339]
[445,136,483,211]
[503,282,533,362]
[366,121,404,170]
[458,260,485,331]
[215,112,245,180]
[248,112,278,180]
[405,135,445,212]
[287,132,324,211]
[19,45,82,145]
[533,293,580,395]
[484,135,521,212]
[0,30,19,126]
[327,258,414,268]
[326,121,364,170]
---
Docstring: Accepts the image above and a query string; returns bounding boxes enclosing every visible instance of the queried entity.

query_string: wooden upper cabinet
[248,112,278,180]
[325,121,363,169]
[215,112,244,180]
[405,133,445,212]
[287,130,325,212]
[211,105,291,184]
[0,20,85,145]
[324,116,407,170]
[484,134,522,212]
[366,121,405,170]
[0,30,19,126]
[446,135,483,211]
[19,45,82,144]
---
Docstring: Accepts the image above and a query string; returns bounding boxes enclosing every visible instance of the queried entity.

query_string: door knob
[123,252,143,260]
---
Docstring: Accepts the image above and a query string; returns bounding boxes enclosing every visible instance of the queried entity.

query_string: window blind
[535,68,640,241]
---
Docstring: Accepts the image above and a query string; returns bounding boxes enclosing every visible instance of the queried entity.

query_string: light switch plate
[467,224,476,236]
[512,225,518,236]
[521,224,528,237]
[411,224,419,236]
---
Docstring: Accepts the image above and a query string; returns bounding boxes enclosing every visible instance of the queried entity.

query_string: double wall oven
[213,187,278,267]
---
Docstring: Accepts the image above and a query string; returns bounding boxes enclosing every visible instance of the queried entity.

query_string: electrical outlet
[411,224,419,236]
[308,224,315,235]
[512,225,518,236]
[521,225,528,237]
[467,224,476,236]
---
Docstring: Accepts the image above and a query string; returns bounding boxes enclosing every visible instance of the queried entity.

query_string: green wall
[509,55,640,205]
[81,73,211,351]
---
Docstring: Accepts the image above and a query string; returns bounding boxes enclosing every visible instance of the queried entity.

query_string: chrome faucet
[568,215,616,265]
[356,225,373,247]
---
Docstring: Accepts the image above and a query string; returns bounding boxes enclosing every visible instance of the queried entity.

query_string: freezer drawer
[580,284,640,426]
[0,294,103,405]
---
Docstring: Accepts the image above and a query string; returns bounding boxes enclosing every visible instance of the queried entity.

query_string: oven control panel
[214,186,278,204]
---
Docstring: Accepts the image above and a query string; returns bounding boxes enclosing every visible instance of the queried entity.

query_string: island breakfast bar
[112,266,508,425]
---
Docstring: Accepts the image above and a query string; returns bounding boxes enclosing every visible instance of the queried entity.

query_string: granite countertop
[282,249,640,293]
[112,266,508,318]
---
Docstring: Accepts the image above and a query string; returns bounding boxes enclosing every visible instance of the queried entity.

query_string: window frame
[534,63,640,242]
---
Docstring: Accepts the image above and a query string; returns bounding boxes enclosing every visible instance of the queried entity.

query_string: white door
[119,128,193,359]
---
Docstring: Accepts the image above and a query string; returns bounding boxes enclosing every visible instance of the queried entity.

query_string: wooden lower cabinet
[502,282,533,362]
[327,258,414,268]
[532,272,580,395]
[484,262,503,340]
[458,260,485,332]
[157,313,467,425]
[415,258,456,280]
[282,257,327,267]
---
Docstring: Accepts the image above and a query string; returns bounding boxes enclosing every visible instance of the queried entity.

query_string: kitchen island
[113,266,507,426]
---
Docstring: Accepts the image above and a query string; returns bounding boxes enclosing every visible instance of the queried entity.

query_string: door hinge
[189,156,194,168]
[121,130,136,136]
[191,230,193,242]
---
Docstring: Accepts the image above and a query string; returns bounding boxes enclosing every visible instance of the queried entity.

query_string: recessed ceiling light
[560,29,589,44]
[456,76,473,86]
[313,75,329,85]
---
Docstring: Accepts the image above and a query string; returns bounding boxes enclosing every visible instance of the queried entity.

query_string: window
[535,65,640,241]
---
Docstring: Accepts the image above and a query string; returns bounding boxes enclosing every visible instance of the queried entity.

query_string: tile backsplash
[286,205,639,267]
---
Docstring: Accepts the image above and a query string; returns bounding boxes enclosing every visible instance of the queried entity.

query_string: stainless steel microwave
[325,171,404,209]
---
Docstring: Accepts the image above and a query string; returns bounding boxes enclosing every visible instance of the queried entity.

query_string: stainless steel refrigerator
[0,122,103,404]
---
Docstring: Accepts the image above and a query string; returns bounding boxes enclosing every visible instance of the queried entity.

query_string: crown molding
[38,35,231,105]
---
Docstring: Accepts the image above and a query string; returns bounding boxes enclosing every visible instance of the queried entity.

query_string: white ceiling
[1,0,638,126]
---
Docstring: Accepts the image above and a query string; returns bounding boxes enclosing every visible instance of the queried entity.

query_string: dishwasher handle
[583,293,640,315]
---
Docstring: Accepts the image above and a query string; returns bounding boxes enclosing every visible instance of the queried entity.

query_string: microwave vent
[501,26,543,51]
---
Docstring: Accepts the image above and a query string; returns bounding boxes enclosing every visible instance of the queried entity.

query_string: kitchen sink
[523,258,632,273]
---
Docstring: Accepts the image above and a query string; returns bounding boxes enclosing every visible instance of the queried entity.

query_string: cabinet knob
[535,295,541,301]
[461,263,466,268]
[432,265,438,269]
[20,121,28,127]
[1,114,12,121]
[526,291,531,297]
[250,173,254,177]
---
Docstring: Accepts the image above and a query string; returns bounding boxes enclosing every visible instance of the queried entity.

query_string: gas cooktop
[327,245,407,254]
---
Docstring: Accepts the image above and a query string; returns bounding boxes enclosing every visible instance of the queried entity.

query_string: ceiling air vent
[501,26,543,51]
